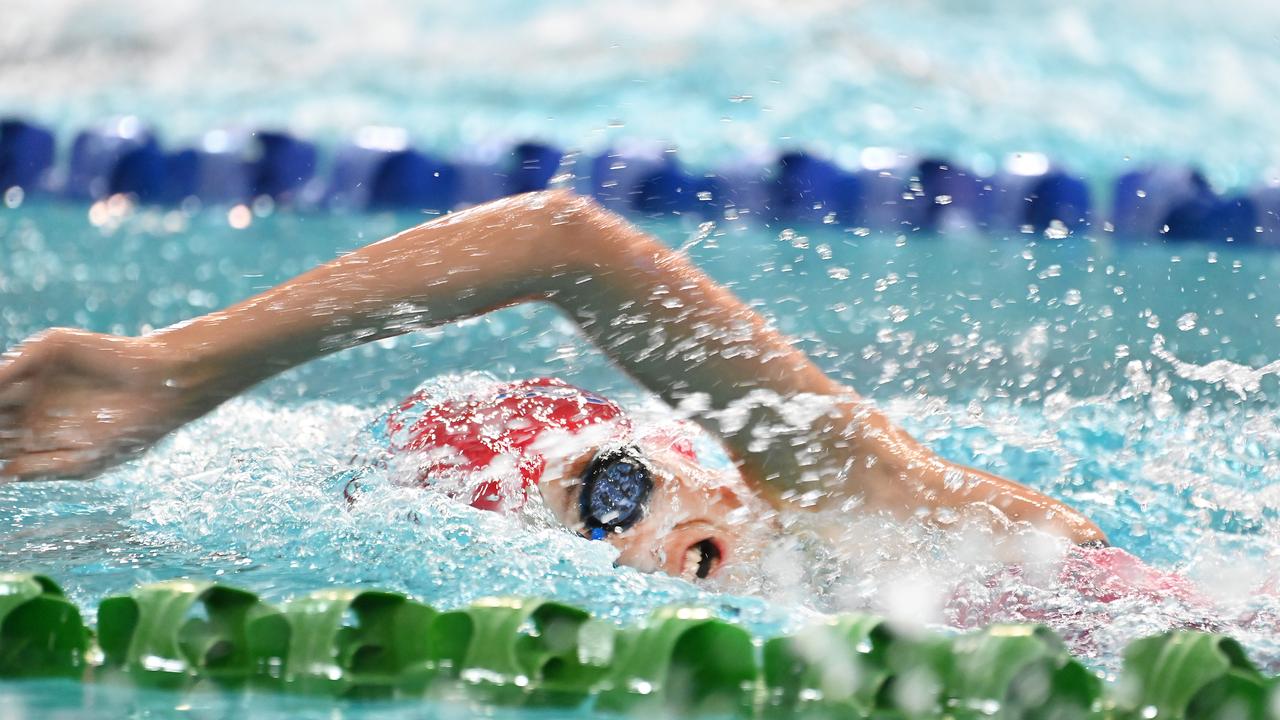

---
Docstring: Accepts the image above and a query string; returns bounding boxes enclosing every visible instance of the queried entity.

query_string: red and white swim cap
[382,378,629,512]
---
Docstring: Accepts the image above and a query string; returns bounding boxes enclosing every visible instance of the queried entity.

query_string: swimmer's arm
[537,197,1106,545]
[0,191,1104,544]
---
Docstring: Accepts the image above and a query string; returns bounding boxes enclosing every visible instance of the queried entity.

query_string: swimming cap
[382,378,630,512]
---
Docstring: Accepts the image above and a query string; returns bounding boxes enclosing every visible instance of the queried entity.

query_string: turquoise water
[3,200,1280,718]
[3,0,1280,716]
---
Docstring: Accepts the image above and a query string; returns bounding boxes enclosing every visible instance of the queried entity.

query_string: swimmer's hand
[0,329,210,481]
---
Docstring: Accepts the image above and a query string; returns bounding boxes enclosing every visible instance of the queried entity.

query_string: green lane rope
[0,572,1276,718]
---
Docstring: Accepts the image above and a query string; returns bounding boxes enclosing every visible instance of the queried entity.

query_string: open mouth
[682,538,723,580]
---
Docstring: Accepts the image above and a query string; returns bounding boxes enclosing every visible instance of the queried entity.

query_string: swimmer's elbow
[517,189,641,267]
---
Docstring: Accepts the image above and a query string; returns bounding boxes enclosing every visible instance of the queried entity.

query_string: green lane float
[250,588,437,696]
[596,606,757,715]
[1116,632,1272,720]
[942,625,1100,720]
[0,573,88,678]
[0,572,1278,719]
[96,579,262,689]
[762,613,896,717]
[408,597,611,706]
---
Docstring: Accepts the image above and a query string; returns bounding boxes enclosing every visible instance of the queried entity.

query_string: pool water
[3,0,1280,716]
[4,200,1280,717]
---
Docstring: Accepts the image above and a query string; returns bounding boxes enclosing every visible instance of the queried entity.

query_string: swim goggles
[579,445,653,540]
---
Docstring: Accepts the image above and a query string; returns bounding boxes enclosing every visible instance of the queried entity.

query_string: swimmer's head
[536,426,765,581]
[383,377,770,581]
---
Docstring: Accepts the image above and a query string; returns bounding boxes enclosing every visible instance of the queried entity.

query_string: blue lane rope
[1,116,1276,241]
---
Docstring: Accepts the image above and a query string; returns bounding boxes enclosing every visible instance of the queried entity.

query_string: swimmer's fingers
[0,331,62,386]
[0,407,34,458]
[0,448,104,482]
[0,421,29,457]
[0,328,107,384]
[0,379,32,410]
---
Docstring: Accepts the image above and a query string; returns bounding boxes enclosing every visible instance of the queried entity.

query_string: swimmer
[0,190,1108,583]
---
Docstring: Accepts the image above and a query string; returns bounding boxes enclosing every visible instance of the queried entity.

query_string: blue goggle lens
[580,448,652,535]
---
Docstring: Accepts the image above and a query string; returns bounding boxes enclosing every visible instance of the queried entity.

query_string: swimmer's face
[387,379,771,582]
[537,436,764,582]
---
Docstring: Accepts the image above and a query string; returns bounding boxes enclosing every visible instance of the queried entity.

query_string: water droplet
[1044,220,1069,239]
[3,186,23,208]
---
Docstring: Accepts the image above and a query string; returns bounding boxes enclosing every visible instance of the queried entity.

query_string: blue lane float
[767,150,951,231]
[770,151,862,224]
[250,131,318,202]
[507,142,563,196]
[709,158,773,219]
[2,115,1276,243]
[163,131,252,206]
[1255,186,1280,237]
[984,154,1092,233]
[65,117,167,203]
[326,127,457,212]
[451,150,510,207]
[0,120,55,193]
[1164,195,1258,242]
[1112,166,1212,237]
[632,159,725,220]
[851,150,922,231]
[915,157,989,232]
[1024,172,1091,232]
[585,145,671,213]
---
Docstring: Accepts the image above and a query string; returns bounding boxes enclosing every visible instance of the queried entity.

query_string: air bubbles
[1176,313,1198,332]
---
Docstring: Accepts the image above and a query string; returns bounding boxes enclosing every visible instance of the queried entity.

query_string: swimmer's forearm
[154,193,589,401]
